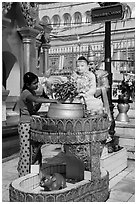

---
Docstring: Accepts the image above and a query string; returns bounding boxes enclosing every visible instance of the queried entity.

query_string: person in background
[17,72,58,177]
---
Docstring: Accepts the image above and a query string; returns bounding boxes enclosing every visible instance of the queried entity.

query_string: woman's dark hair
[22,72,38,92]
[77,56,89,65]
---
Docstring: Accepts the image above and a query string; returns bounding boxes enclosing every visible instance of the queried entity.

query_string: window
[63,13,71,26]
[74,12,82,24]
[42,16,51,24]
[52,15,60,27]
[41,16,51,25]
[85,11,91,23]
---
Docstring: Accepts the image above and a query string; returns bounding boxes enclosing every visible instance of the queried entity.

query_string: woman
[17,72,58,177]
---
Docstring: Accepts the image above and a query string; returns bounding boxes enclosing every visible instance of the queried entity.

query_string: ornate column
[39,21,52,74]
[42,43,51,74]
[18,27,40,86]
[35,40,41,74]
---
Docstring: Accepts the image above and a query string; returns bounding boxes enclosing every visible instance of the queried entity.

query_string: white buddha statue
[71,56,103,115]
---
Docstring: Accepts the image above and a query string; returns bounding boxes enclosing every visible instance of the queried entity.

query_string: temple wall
[7,62,20,96]
[2,25,38,95]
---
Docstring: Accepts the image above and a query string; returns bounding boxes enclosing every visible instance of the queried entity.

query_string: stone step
[115,120,135,140]
[115,136,135,160]
[4,97,19,125]
[115,117,135,160]
[6,96,18,110]
[118,136,135,147]
[6,113,19,126]
[2,124,18,137]
[115,126,135,138]
[100,147,127,179]
[124,146,135,160]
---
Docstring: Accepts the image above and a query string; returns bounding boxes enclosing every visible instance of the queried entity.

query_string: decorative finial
[87,44,96,63]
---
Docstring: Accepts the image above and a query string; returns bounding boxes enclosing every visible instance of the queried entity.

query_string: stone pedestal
[9,165,109,202]
[30,114,109,182]
[9,113,110,202]
[100,147,127,179]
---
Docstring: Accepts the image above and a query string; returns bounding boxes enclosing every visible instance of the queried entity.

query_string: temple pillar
[42,43,51,74]
[39,21,52,74]
[35,40,41,75]
[18,27,40,87]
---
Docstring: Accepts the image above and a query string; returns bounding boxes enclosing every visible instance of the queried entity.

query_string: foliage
[118,74,135,103]
[52,80,78,103]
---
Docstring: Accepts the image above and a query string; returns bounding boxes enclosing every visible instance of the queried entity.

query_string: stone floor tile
[2,171,17,178]
[2,189,9,202]
[106,198,118,202]
[2,175,18,185]
[2,183,11,190]
[124,171,135,180]
[127,160,135,171]
[109,175,123,189]
[109,189,133,202]
[112,179,135,194]
[109,168,130,189]
[117,169,131,178]
[127,194,135,202]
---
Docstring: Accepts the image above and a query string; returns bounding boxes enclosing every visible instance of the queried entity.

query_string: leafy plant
[118,75,135,103]
[52,80,78,103]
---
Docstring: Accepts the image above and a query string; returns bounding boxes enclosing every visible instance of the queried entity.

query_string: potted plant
[116,74,135,122]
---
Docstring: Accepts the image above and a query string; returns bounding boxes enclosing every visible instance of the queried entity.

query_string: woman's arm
[27,94,58,104]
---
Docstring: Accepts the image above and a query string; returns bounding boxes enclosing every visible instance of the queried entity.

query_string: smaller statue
[40,173,66,191]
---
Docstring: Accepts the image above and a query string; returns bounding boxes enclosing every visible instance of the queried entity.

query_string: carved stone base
[64,143,101,179]
[9,164,109,202]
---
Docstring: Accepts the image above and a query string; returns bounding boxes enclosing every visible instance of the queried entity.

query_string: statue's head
[76,56,89,74]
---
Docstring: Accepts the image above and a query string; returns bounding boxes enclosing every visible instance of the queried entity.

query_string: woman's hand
[77,92,85,99]
[50,99,60,104]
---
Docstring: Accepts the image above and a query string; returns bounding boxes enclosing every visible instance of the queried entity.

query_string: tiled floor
[107,159,135,202]
[2,144,135,202]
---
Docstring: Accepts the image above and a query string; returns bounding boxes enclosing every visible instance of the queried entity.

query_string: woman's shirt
[18,89,38,123]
